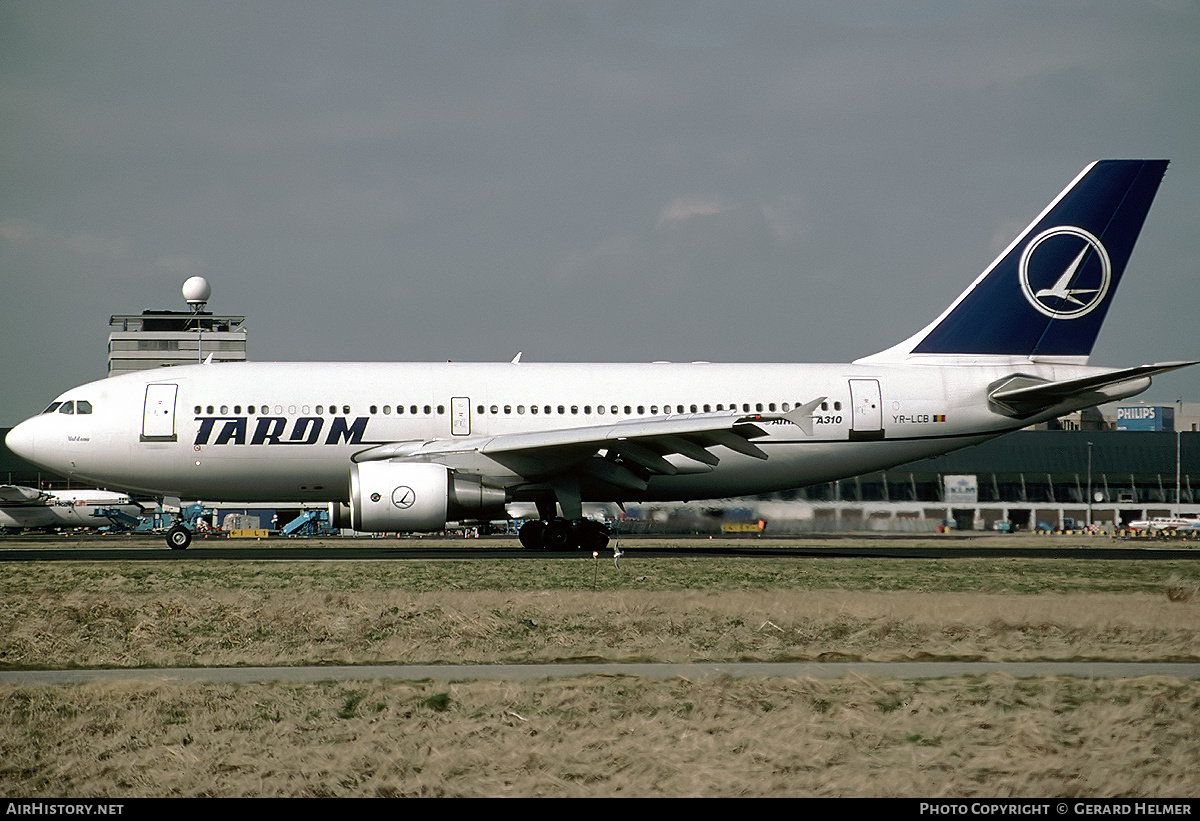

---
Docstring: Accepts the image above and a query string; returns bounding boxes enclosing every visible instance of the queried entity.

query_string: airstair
[91,508,143,530]
[282,509,329,537]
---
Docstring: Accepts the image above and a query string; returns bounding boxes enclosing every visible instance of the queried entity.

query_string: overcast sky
[2,1,1198,425]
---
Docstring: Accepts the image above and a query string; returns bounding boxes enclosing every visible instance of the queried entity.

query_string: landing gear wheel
[166,525,192,550]
[518,518,609,550]
[577,519,610,552]
[518,520,547,550]
[541,519,577,550]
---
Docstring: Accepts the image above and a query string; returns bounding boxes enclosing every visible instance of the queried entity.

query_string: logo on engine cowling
[392,486,416,509]
[370,493,381,503]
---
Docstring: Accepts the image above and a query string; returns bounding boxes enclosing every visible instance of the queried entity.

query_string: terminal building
[106,277,246,376]
[726,428,1200,534]
[107,311,247,376]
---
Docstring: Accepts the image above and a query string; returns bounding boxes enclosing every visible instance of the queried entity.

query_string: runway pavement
[2,532,1199,560]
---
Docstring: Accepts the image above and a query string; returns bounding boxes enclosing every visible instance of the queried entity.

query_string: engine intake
[343,461,506,532]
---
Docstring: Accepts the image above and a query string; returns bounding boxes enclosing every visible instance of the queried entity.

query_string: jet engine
[336,461,506,532]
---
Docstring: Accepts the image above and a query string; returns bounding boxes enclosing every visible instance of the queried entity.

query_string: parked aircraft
[1128,516,1198,532]
[6,160,1193,549]
[0,485,145,532]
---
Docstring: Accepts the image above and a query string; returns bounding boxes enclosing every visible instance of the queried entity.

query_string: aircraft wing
[0,485,47,504]
[352,399,826,488]
[989,361,1197,417]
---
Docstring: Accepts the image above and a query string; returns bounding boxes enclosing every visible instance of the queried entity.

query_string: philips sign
[1115,405,1174,432]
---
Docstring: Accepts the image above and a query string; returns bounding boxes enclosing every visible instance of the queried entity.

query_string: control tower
[107,277,247,376]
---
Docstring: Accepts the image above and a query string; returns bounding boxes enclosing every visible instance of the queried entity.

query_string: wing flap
[610,439,679,475]
[351,405,825,483]
[580,457,650,492]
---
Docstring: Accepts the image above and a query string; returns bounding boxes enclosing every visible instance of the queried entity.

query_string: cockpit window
[42,399,91,414]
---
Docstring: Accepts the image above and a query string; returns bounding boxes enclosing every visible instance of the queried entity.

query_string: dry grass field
[2,535,1199,797]
[5,675,1199,797]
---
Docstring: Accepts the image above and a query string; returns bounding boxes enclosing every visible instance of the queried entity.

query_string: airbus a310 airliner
[7,160,1194,549]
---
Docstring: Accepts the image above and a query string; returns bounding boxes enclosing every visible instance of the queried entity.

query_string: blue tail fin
[866,160,1168,361]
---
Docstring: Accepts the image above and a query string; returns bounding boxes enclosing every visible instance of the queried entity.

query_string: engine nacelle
[346,461,506,532]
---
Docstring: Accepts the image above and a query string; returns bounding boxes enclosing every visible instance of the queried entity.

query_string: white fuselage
[6,358,1135,505]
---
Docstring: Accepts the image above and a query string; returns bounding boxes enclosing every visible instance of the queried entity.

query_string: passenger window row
[191,400,845,418]
[471,401,844,416]
[193,403,393,416]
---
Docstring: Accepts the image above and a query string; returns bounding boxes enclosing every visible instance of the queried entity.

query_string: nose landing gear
[166,524,192,550]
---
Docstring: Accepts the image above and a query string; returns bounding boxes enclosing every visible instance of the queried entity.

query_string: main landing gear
[518,518,610,551]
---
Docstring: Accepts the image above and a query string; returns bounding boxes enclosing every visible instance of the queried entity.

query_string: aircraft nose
[5,419,37,463]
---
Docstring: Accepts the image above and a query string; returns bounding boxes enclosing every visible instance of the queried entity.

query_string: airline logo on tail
[899,159,1169,359]
[1019,226,1111,319]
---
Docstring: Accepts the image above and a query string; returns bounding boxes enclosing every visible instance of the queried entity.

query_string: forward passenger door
[142,384,178,441]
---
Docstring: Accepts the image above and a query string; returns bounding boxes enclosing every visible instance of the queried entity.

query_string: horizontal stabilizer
[989,361,1197,417]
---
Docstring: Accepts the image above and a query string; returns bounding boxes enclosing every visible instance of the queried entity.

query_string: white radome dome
[182,276,212,306]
